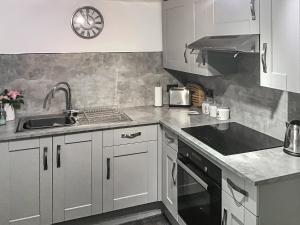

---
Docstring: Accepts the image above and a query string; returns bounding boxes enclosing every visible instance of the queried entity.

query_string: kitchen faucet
[43,82,73,112]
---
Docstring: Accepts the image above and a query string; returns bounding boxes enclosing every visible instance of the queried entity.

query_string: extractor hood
[188,34,259,54]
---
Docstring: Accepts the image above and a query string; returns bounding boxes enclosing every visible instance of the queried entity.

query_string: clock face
[71,6,104,39]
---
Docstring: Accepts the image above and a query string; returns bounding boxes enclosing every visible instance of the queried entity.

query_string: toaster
[169,87,191,107]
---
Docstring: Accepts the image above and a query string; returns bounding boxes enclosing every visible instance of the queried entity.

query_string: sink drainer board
[77,106,132,125]
[16,106,132,132]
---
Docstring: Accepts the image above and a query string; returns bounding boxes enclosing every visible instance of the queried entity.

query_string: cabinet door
[162,143,178,219]
[53,135,93,223]
[103,141,158,212]
[212,0,259,35]
[191,0,214,76]
[5,138,52,225]
[162,0,194,73]
[260,0,300,92]
[222,190,245,225]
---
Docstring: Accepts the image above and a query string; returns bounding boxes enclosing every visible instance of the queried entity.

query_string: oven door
[177,160,221,225]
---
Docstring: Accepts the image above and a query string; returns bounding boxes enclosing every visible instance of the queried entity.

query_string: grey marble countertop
[1,106,300,185]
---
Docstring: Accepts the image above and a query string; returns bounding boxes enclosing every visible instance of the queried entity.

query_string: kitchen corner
[1,1,300,225]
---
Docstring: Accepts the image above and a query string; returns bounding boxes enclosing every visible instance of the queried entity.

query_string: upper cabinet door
[260,0,300,93]
[212,0,259,35]
[163,0,194,73]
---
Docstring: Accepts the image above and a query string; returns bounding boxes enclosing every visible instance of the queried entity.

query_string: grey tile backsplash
[0,52,177,115]
[170,54,291,140]
[1,51,300,140]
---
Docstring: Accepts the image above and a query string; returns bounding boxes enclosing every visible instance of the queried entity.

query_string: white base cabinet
[222,168,300,225]
[103,125,158,213]
[53,132,102,223]
[0,138,52,225]
[162,128,178,220]
[162,143,178,220]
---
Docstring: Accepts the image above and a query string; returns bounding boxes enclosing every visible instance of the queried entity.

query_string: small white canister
[209,104,218,117]
[202,100,210,114]
[217,106,230,120]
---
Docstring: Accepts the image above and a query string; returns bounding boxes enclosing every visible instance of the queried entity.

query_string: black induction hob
[182,122,283,156]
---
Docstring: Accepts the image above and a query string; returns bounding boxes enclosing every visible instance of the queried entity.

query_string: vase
[4,104,15,121]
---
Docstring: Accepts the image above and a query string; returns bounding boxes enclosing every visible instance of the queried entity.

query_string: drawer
[65,132,92,143]
[114,142,148,157]
[162,128,178,151]
[113,125,157,146]
[222,169,258,216]
[222,190,244,225]
[9,139,39,151]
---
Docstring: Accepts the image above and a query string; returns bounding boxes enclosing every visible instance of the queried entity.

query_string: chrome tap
[43,82,72,112]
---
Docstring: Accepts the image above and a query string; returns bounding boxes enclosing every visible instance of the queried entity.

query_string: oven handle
[177,160,208,190]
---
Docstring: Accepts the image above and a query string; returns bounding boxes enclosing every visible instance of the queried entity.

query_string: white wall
[0,0,162,53]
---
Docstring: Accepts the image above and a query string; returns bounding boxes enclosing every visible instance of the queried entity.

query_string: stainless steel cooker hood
[188,34,259,54]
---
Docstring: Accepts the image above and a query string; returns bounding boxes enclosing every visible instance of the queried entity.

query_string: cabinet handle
[171,162,176,185]
[43,147,48,171]
[184,43,188,64]
[261,43,267,73]
[250,0,256,20]
[57,145,61,168]
[227,178,249,197]
[165,132,175,143]
[121,132,141,139]
[222,208,228,225]
[106,158,111,180]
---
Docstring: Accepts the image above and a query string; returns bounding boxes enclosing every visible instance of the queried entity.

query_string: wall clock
[71,6,104,39]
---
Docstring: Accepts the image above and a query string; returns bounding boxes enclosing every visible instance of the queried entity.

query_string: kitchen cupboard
[162,0,194,73]
[222,168,300,225]
[53,132,102,224]
[211,0,259,35]
[162,143,178,220]
[222,191,257,225]
[162,128,178,220]
[103,125,158,213]
[260,0,300,93]
[162,0,245,76]
[0,138,52,225]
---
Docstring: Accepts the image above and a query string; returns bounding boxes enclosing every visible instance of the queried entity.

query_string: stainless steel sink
[16,106,132,133]
[16,114,76,132]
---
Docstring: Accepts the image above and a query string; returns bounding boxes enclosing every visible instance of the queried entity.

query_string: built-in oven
[177,140,222,225]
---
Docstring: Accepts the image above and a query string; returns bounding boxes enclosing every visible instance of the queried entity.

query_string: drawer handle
[57,145,61,168]
[165,132,175,143]
[121,132,141,139]
[107,158,111,180]
[43,147,48,171]
[227,178,249,197]
[222,208,228,225]
[171,162,176,185]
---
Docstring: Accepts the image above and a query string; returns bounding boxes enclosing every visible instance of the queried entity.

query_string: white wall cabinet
[260,0,300,93]
[103,125,158,213]
[53,132,102,224]
[0,138,52,225]
[162,0,194,73]
[212,0,259,36]
[162,143,178,220]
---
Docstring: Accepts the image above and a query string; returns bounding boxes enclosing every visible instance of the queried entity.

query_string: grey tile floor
[119,215,171,225]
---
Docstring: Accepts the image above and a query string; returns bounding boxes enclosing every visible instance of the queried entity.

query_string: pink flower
[7,90,21,100]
